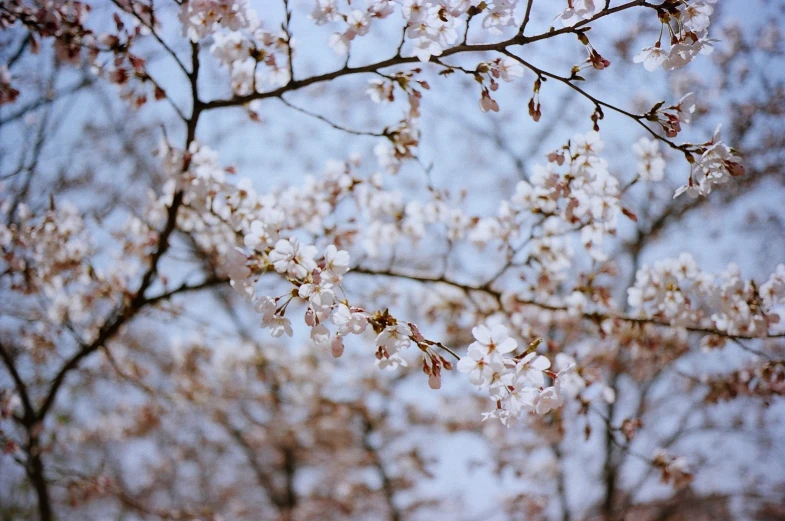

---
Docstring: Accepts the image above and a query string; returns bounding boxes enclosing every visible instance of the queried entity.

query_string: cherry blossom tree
[1,1,784,520]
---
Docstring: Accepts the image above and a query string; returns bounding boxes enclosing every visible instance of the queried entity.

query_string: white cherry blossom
[269,237,318,279]
[634,45,668,72]
[322,244,350,283]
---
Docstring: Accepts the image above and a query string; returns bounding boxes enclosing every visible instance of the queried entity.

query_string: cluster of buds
[412,323,454,390]
[467,58,524,113]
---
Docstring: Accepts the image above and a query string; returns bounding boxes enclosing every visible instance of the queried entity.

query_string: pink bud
[331,336,345,358]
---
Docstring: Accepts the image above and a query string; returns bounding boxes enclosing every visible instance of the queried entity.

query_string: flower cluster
[311,0,520,61]
[179,0,257,42]
[674,125,744,198]
[251,241,459,387]
[0,201,92,284]
[501,131,622,263]
[254,239,349,340]
[313,2,379,56]
[636,94,745,197]
[457,324,576,425]
[628,254,785,337]
[634,0,717,71]
[210,24,293,93]
[401,0,471,63]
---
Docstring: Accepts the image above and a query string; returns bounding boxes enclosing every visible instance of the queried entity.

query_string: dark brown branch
[518,0,535,37]
[5,34,31,69]
[602,373,621,521]
[0,344,52,521]
[0,341,34,422]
